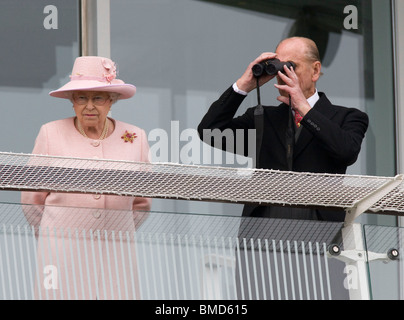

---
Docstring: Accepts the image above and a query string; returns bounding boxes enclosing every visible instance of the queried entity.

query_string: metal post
[341,224,371,300]
[80,0,110,57]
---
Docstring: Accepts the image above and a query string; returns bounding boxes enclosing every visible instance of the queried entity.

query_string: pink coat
[21,117,151,299]
[21,117,151,211]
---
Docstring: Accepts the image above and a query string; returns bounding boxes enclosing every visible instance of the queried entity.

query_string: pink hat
[49,56,136,100]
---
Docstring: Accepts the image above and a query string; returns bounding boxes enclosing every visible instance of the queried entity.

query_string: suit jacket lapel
[294,93,337,158]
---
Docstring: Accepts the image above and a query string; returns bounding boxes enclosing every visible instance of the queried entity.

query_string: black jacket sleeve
[197,86,256,157]
[301,106,369,166]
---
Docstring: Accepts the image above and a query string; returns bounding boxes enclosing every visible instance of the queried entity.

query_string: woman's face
[72,91,112,128]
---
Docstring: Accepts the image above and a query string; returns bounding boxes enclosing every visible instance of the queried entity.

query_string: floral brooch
[121,130,137,143]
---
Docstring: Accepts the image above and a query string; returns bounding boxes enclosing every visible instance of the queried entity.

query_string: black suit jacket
[198,86,369,222]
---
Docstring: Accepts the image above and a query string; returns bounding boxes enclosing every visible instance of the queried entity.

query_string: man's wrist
[233,82,248,96]
[295,102,312,117]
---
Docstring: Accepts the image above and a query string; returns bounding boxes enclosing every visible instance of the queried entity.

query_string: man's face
[275,39,318,99]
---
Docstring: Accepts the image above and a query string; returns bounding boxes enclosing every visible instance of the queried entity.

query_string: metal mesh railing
[0,151,403,215]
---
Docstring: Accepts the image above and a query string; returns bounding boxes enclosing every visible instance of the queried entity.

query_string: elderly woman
[21,56,151,300]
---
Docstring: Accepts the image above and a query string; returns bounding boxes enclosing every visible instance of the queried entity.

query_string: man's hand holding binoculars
[235,52,278,93]
[275,65,311,118]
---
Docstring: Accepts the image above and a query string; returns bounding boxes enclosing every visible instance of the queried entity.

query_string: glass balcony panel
[0,202,351,300]
[364,224,403,300]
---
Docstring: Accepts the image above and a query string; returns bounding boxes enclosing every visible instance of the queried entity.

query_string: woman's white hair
[108,92,120,104]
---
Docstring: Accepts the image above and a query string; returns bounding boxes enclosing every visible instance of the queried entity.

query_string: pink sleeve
[140,128,151,163]
[132,128,152,211]
[21,125,50,206]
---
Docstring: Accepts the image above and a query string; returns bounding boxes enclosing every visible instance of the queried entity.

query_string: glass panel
[5,199,404,300]
[0,0,80,203]
[364,224,403,299]
[0,201,349,300]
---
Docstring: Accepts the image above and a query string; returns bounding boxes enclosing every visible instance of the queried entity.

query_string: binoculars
[252,58,295,77]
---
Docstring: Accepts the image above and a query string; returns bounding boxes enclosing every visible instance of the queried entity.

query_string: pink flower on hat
[102,59,117,83]
[121,130,137,143]
[104,73,116,82]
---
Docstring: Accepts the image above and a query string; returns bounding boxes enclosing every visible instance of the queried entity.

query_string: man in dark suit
[198,37,369,222]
